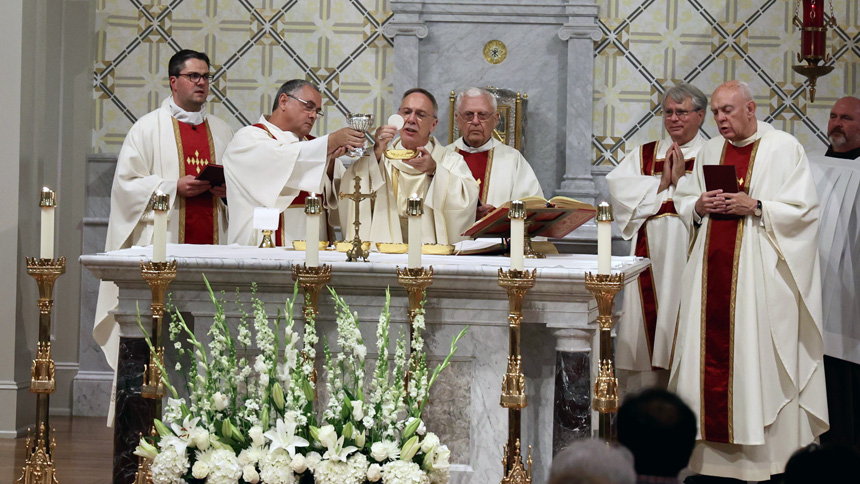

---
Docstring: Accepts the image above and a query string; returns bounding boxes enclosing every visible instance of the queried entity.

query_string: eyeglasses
[663,108,701,120]
[177,73,214,83]
[398,107,435,121]
[457,111,494,122]
[289,95,324,116]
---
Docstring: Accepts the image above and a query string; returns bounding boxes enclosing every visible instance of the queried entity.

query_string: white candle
[407,194,423,269]
[597,201,612,275]
[509,200,525,271]
[305,193,321,267]
[40,187,56,259]
[152,192,169,263]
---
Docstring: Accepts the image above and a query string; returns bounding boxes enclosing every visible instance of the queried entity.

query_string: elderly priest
[671,80,828,482]
[447,87,543,220]
[341,88,478,244]
[223,79,364,246]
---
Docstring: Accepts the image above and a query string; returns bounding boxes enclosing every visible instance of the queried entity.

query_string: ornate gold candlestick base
[584,272,624,441]
[396,266,434,327]
[292,264,332,386]
[18,424,58,484]
[498,268,536,481]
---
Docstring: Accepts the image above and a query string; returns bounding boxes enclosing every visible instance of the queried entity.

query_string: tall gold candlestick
[21,256,65,484]
[498,268,535,484]
[396,266,434,343]
[292,263,332,386]
[584,272,624,441]
[140,261,177,417]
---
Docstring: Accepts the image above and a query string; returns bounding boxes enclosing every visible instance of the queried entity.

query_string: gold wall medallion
[483,40,507,64]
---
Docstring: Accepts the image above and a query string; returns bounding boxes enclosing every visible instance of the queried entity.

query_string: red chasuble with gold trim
[457,148,494,204]
[251,124,317,247]
[173,119,219,244]
[700,140,759,444]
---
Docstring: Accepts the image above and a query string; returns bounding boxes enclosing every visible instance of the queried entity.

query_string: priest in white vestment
[447,87,543,219]
[94,50,234,385]
[341,88,478,244]
[671,81,828,481]
[607,84,707,384]
[223,79,364,246]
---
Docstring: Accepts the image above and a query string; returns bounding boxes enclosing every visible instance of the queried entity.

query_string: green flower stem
[135,301,179,400]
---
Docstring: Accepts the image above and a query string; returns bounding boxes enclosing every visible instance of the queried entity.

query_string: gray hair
[454,87,498,113]
[273,79,317,112]
[663,83,708,112]
[548,439,637,484]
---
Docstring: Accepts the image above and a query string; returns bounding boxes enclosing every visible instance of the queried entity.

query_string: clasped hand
[695,189,757,217]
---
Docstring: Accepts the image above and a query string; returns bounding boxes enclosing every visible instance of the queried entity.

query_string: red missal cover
[196,164,225,187]
[703,165,739,193]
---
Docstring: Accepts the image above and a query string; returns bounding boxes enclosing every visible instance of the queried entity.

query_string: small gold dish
[376,242,408,254]
[336,241,371,252]
[292,240,329,251]
[385,149,417,160]
[422,244,455,255]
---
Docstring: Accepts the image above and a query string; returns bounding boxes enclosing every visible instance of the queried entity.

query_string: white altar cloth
[81,245,648,484]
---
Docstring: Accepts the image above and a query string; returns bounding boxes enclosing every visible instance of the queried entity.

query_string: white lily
[263,417,309,458]
[169,415,204,452]
[321,433,358,463]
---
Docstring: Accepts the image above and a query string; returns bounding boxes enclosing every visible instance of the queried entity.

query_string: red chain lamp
[792,0,837,103]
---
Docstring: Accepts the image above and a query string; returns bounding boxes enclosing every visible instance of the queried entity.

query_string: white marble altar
[81,245,647,484]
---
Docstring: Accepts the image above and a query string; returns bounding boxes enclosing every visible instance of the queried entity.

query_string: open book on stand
[462,196,597,241]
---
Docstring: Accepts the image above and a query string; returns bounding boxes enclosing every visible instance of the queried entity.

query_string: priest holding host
[341,88,478,244]
[223,79,364,246]
[447,87,543,220]
[671,80,828,482]
[93,50,234,385]
[606,83,707,386]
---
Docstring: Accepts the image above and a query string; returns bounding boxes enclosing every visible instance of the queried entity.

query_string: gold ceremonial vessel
[337,240,371,253]
[376,242,408,254]
[422,243,455,255]
[385,149,417,159]
[292,240,330,251]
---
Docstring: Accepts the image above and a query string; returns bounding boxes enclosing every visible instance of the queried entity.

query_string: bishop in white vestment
[671,82,828,481]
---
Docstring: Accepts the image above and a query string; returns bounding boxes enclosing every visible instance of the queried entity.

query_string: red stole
[457,147,494,203]
[633,141,695,368]
[251,124,317,246]
[700,139,759,443]
[173,119,218,244]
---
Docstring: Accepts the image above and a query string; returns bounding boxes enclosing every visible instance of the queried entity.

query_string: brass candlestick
[291,263,332,386]
[20,256,65,484]
[498,267,536,484]
[396,266,434,342]
[584,272,624,441]
[259,229,276,248]
[338,176,375,262]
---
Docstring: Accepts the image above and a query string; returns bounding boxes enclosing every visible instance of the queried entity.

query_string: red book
[703,165,739,193]
[196,164,225,187]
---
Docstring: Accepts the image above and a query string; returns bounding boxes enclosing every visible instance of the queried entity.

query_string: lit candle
[407,194,423,269]
[40,187,56,259]
[305,193,322,268]
[509,200,525,271]
[597,202,613,275]
[152,191,169,263]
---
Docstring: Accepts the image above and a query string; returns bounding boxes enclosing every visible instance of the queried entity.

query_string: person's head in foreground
[783,443,860,484]
[617,388,697,478]
[548,438,636,484]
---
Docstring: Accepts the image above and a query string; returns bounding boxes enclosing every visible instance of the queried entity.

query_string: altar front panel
[81,246,647,484]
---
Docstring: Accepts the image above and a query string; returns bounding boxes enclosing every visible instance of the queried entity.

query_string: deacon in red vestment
[671,81,828,481]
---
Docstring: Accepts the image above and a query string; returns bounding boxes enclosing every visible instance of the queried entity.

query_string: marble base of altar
[81,245,647,484]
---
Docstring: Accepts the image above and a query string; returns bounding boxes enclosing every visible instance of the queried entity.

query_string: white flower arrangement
[136,278,466,484]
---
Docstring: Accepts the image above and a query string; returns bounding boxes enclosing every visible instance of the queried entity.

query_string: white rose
[242,464,260,483]
[367,463,383,482]
[432,445,450,469]
[290,453,308,473]
[305,451,322,470]
[192,428,210,451]
[249,426,265,447]
[213,392,229,411]
[317,425,337,449]
[352,400,364,421]
[370,440,400,462]
[191,460,210,479]
[420,432,439,453]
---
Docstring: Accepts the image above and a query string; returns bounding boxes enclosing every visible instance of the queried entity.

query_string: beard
[829,130,847,149]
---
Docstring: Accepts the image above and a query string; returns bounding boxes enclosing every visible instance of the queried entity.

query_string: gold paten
[385,149,417,160]
[484,39,508,64]
[422,244,455,255]
[377,242,408,254]
[584,272,624,441]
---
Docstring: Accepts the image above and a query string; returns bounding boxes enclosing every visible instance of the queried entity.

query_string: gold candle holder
[396,266,434,330]
[498,267,536,483]
[259,229,275,248]
[140,261,177,411]
[21,256,65,484]
[584,272,624,441]
[291,263,332,385]
[339,176,376,262]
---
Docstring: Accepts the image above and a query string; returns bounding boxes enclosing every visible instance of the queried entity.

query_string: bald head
[710,81,757,142]
[828,96,860,153]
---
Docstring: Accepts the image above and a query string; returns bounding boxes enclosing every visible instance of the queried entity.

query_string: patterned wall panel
[594,0,860,167]
[94,0,393,153]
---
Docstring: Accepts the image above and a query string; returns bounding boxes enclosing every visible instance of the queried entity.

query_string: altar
[80,245,647,484]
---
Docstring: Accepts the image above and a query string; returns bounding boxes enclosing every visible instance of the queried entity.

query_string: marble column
[112,313,150,484]
[549,327,594,453]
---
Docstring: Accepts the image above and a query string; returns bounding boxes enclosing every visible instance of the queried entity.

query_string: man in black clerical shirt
[825,96,860,160]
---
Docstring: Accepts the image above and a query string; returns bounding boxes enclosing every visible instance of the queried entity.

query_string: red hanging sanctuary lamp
[792,0,837,103]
